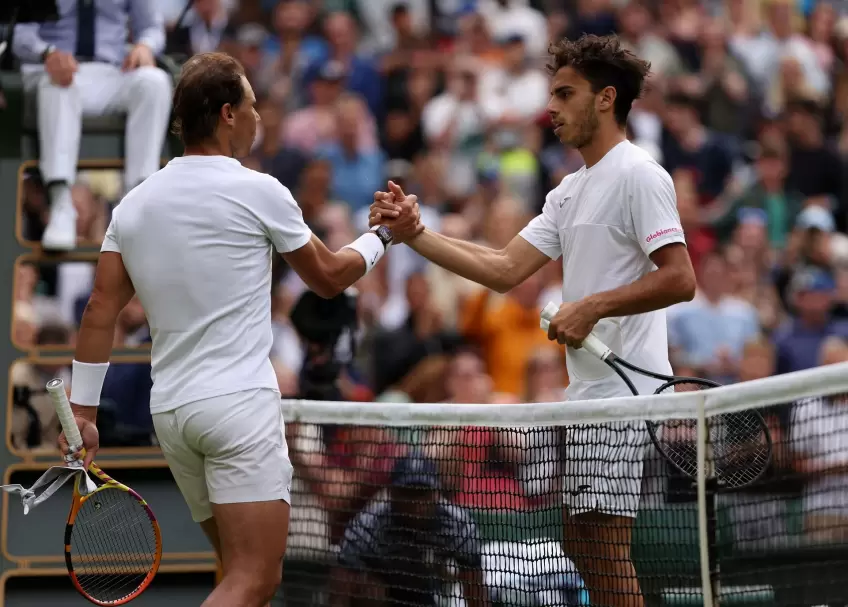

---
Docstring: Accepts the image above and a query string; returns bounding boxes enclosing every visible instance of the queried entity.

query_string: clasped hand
[368,181,424,243]
[545,300,601,349]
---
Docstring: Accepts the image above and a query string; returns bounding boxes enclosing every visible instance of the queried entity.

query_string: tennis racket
[542,303,772,607]
[540,303,772,488]
[46,378,162,606]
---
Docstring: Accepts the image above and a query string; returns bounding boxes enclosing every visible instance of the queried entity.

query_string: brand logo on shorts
[646,227,681,243]
[568,484,591,496]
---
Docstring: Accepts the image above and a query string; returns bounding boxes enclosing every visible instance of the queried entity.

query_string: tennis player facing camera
[58,52,403,607]
[370,35,696,607]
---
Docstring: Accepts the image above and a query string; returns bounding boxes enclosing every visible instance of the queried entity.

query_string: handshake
[368,181,426,244]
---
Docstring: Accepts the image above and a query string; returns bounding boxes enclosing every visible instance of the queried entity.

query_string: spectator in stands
[426,348,529,510]
[784,99,845,224]
[668,250,760,382]
[283,62,379,153]
[774,205,848,308]
[460,270,563,397]
[10,326,72,450]
[477,33,549,129]
[315,11,384,119]
[617,2,684,79]
[318,94,386,211]
[254,0,316,107]
[712,134,803,248]
[332,453,489,607]
[774,267,848,373]
[476,0,548,59]
[252,97,308,190]
[13,0,172,251]
[661,90,740,205]
[370,272,458,395]
[288,416,405,548]
[72,183,107,246]
[421,55,488,199]
[165,0,233,59]
[791,336,848,543]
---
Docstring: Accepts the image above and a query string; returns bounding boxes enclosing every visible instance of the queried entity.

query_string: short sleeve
[441,504,483,569]
[518,192,562,260]
[627,162,686,257]
[101,214,121,253]
[452,519,483,570]
[337,507,380,569]
[253,176,313,254]
[790,398,821,456]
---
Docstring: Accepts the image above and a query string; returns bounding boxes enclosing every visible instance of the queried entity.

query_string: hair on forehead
[547,35,651,126]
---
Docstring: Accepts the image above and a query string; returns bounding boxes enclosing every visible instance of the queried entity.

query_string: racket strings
[653,381,770,488]
[70,486,158,603]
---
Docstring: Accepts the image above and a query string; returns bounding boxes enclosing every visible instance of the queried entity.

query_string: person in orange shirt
[459,269,564,397]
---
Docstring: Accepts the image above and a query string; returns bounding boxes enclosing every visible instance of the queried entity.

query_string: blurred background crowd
[8,0,848,544]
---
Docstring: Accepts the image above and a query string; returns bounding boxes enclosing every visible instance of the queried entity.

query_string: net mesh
[278,363,848,607]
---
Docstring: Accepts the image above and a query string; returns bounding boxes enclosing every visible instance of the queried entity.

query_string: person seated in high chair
[13,0,173,251]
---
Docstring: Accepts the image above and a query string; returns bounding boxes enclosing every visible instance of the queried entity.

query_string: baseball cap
[790,267,836,294]
[390,454,441,490]
[796,205,835,232]
[314,60,346,82]
[500,32,525,45]
[236,24,267,48]
[737,207,768,226]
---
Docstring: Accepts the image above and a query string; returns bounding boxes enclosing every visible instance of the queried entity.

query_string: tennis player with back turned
[57,52,408,607]
[369,34,697,607]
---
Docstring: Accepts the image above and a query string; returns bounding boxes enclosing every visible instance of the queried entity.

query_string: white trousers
[22,62,173,190]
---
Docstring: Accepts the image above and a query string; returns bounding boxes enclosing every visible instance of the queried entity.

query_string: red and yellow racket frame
[64,462,163,606]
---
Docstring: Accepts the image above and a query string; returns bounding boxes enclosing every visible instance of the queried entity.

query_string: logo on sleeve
[646,227,682,243]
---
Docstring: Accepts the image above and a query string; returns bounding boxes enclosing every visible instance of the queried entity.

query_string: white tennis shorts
[562,420,648,519]
[152,388,293,523]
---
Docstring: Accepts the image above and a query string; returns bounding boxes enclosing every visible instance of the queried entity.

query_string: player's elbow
[311,278,345,299]
[674,267,697,303]
[489,250,520,294]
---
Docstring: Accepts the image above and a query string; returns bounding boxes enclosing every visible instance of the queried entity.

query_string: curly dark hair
[547,35,651,126]
[171,52,246,146]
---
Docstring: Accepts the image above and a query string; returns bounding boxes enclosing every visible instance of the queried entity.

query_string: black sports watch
[371,225,393,249]
[41,45,57,63]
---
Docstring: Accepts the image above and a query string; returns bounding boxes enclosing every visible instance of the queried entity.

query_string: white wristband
[342,232,386,275]
[70,360,110,407]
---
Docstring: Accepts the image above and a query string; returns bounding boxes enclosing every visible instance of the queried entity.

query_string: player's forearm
[586,265,696,320]
[74,300,120,365]
[407,228,512,292]
[323,248,367,296]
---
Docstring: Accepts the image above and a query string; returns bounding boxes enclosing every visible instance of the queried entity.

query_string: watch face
[376,225,393,244]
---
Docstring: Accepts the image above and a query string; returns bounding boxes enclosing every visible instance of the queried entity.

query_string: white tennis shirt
[101,155,313,413]
[519,140,686,400]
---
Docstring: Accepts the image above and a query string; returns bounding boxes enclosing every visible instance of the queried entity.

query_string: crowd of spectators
[9,0,848,552]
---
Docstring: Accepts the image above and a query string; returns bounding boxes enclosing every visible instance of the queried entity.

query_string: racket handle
[539,302,559,331]
[46,378,83,454]
[540,301,613,361]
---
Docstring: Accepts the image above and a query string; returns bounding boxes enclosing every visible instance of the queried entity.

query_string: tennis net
[277,362,848,607]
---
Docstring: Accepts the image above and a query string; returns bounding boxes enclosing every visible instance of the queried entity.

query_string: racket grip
[46,378,83,453]
[540,302,558,331]
[539,301,613,360]
[580,334,613,361]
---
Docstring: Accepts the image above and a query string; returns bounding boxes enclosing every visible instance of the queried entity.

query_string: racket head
[647,378,773,489]
[65,465,162,606]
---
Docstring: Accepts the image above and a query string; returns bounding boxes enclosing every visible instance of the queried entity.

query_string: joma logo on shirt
[645,227,681,243]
